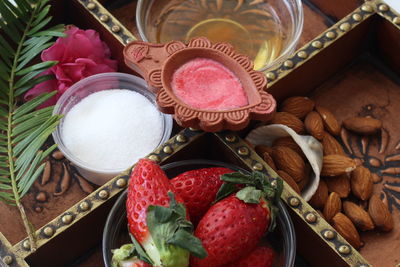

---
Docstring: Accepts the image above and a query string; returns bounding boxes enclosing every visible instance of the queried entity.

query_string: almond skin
[272,146,306,183]
[331,213,363,249]
[368,195,393,232]
[309,180,328,209]
[343,201,374,231]
[297,164,311,191]
[315,106,341,136]
[255,145,273,158]
[323,192,342,222]
[322,132,345,155]
[270,112,305,134]
[324,174,350,198]
[277,170,301,194]
[321,155,356,176]
[263,152,277,172]
[280,96,315,119]
[343,117,382,135]
[305,111,324,140]
[351,166,373,201]
[272,137,304,158]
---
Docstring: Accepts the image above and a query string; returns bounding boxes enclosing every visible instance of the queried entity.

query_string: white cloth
[384,0,400,13]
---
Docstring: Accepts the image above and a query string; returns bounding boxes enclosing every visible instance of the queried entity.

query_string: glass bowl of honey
[136,0,303,71]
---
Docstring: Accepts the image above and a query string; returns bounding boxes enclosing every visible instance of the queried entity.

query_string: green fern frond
[0,0,65,250]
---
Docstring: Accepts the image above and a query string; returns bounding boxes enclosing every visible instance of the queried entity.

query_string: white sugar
[62,89,163,170]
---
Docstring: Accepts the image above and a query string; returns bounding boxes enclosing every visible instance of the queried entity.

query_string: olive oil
[148,0,285,70]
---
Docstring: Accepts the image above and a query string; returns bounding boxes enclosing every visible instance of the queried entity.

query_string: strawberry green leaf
[215,182,237,202]
[129,233,154,265]
[146,192,207,267]
[111,244,136,267]
[236,186,262,204]
[220,171,253,184]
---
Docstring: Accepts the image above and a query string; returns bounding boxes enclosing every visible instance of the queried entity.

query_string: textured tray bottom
[310,55,400,267]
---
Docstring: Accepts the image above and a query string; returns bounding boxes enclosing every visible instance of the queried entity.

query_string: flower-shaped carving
[124,37,276,132]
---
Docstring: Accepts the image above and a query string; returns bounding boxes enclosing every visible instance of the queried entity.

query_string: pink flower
[24,26,118,107]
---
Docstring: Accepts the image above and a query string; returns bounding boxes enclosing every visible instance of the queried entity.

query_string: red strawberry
[191,194,270,267]
[191,171,282,267]
[171,167,233,223]
[126,159,207,267]
[225,246,276,267]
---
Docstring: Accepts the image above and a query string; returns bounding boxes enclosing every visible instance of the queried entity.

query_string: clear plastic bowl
[136,0,303,71]
[102,160,296,267]
[52,72,173,185]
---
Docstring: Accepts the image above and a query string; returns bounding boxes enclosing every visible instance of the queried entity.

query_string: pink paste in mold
[171,58,248,111]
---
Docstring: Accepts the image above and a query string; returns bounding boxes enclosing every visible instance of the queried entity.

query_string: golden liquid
[149,0,285,70]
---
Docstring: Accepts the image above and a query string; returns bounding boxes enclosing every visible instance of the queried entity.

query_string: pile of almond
[249,96,394,250]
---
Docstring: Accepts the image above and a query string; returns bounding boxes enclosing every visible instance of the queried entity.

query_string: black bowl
[102,159,296,266]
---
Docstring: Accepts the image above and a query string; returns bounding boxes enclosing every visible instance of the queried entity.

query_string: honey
[147,0,285,70]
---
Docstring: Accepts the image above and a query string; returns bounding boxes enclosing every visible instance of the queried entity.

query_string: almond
[324,174,350,198]
[272,146,306,183]
[343,117,382,135]
[255,145,273,158]
[331,213,363,249]
[351,166,373,201]
[315,106,341,136]
[263,151,277,172]
[270,112,305,134]
[304,111,324,140]
[280,96,315,119]
[272,137,304,158]
[321,155,356,176]
[368,195,393,231]
[309,180,328,209]
[277,170,300,194]
[322,132,345,155]
[297,164,311,190]
[343,201,374,231]
[323,192,341,222]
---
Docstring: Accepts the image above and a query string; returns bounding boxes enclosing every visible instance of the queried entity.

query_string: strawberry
[225,246,276,267]
[111,244,152,267]
[126,159,207,267]
[191,171,282,267]
[171,167,233,223]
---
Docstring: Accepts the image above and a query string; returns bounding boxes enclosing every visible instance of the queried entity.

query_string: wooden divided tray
[1,0,400,266]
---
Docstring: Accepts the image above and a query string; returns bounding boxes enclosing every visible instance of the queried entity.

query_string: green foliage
[0,0,64,205]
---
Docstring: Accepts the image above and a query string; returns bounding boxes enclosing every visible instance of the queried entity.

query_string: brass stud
[393,17,400,25]
[305,212,317,223]
[86,2,96,10]
[266,72,276,81]
[271,180,277,188]
[43,226,54,237]
[283,60,294,68]
[297,51,308,59]
[339,22,351,32]
[325,31,336,39]
[79,201,90,211]
[378,4,389,12]
[116,178,127,188]
[338,245,351,255]
[176,134,187,143]
[148,154,160,162]
[98,190,109,200]
[22,239,30,250]
[361,4,374,13]
[163,146,173,154]
[359,265,369,267]
[289,197,300,207]
[237,147,249,156]
[252,162,263,171]
[189,127,199,131]
[125,38,134,44]
[111,25,121,33]
[352,13,362,22]
[62,214,73,225]
[225,134,236,143]
[100,14,109,22]
[3,255,13,265]
[323,230,335,240]
[311,41,323,49]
